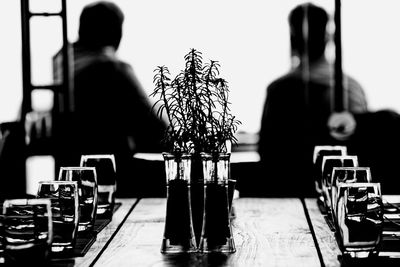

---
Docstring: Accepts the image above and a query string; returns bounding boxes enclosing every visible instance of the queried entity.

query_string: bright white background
[1,0,400,134]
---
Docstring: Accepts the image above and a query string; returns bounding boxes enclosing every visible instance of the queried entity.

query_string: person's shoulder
[114,60,133,73]
[98,56,134,78]
[99,55,132,74]
[344,74,364,91]
[267,72,301,93]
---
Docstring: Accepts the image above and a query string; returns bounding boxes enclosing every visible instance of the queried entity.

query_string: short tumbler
[2,199,53,265]
[37,181,79,252]
[80,154,117,218]
[336,182,383,258]
[58,166,98,232]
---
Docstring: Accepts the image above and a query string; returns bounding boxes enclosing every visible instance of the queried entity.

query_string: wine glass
[2,199,53,265]
[58,167,98,232]
[80,154,117,218]
[37,181,79,253]
[336,182,383,258]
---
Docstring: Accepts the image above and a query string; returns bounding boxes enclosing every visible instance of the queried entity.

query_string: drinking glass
[336,182,383,258]
[331,167,372,224]
[199,152,235,253]
[58,167,98,232]
[0,215,4,263]
[161,153,197,253]
[2,199,53,265]
[80,154,116,218]
[312,145,347,199]
[321,155,358,214]
[37,181,79,252]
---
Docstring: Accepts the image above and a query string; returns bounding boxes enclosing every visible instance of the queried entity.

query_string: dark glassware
[336,183,383,258]
[80,154,117,218]
[331,167,372,227]
[199,152,235,253]
[321,155,358,214]
[312,145,347,202]
[58,167,98,232]
[161,153,196,253]
[2,199,53,265]
[37,181,79,252]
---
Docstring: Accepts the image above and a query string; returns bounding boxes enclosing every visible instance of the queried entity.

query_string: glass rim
[38,180,78,185]
[332,166,371,171]
[312,145,347,162]
[321,155,358,162]
[80,154,115,159]
[3,198,52,206]
[59,166,96,171]
[200,152,231,159]
[337,182,380,188]
[162,152,191,159]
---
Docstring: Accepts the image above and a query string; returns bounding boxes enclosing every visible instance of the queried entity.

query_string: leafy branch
[151,48,241,154]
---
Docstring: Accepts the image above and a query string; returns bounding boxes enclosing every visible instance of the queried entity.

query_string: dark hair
[289,3,328,62]
[78,1,124,50]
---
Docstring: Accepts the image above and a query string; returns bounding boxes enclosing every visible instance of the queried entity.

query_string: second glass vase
[199,152,235,253]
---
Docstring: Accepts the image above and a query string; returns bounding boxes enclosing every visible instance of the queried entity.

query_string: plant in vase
[152,48,240,253]
[151,48,240,155]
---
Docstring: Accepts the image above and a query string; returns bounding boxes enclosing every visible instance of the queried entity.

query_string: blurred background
[2,0,400,133]
[1,0,400,196]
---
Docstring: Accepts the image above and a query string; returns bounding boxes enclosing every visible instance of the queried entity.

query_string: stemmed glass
[58,167,98,232]
[335,182,383,258]
[80,154,117,218]
[37,181,79,253]
[2,199,53,265]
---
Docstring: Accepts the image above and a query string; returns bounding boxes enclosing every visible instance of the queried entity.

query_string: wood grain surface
[74,198,138,267]
[230,198,320,267]
[304,198,341,267]
[94,198,321,267]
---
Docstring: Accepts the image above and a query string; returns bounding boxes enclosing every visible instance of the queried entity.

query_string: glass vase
[161,153,197,253]
[199,152,235,253]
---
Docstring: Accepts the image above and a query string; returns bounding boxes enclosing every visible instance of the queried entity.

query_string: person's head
[78,1,124,50]
[289,3,329,62]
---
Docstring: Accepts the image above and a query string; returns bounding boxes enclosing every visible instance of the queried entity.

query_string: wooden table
[54,197,400,267]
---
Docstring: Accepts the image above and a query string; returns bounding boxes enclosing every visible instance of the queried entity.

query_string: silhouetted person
[258,3,368,197]
[53,1,167,197]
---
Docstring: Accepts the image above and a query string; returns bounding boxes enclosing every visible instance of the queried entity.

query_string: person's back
[259,75,334,197]
[258,3,368,197]
[54,1,166,196]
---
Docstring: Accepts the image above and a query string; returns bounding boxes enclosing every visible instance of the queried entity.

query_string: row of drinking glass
[313,145,384,258]
[0,154,117,265]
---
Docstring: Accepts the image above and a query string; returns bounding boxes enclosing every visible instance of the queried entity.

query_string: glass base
[97,205,114,219]
[51,245,73,253]
[161,238,197,254]
[199,237,236,253]
[78,224,93,232]
[343,250,378,259]
[4,243,50,264]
